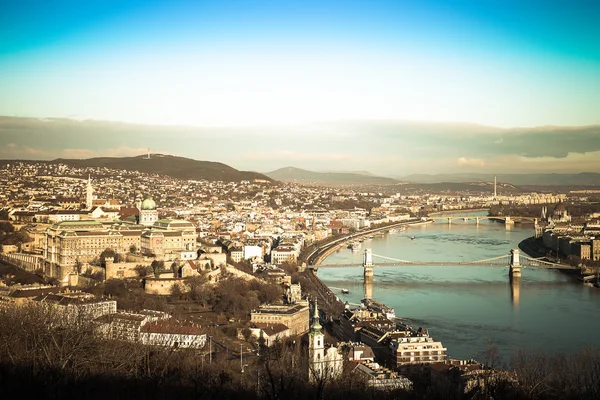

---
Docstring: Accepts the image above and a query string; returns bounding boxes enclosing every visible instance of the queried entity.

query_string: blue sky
[1,1,599,174]
[1,0,599,127]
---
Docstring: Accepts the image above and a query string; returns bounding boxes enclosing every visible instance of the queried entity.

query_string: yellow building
[250,303,309,336]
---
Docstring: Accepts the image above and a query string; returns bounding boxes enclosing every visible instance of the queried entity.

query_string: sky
[1,1,600,174]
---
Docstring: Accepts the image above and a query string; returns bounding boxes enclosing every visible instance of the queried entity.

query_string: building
[390,334,447,367]
[592,239,600,261]
[250,303,309,336]
[308,301,343,383]
[352,362,412,391]
[34,291,117,322]
[248,323,290,346]
[140,319,207,349]
[43,199,199,283]
[139,198,159,226]
[271,246,298,265]
[95,310,169,342]
[86,175,94,210]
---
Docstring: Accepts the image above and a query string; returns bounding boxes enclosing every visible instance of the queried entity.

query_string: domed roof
[141,198,156,210]
[554,203,566,212]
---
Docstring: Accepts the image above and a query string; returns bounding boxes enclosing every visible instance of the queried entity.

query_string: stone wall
[105,259,149,280]
[144,278,186,295]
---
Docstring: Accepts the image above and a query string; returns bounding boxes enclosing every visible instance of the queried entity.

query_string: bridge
[430,215,538,225]
[309,248,578,283]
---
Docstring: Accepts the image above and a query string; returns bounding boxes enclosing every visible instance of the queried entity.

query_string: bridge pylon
[509,248,521,280]
[363,248,374,282]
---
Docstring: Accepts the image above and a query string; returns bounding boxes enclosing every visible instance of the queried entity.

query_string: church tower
[308,300,325,382]
[86,174,94,210]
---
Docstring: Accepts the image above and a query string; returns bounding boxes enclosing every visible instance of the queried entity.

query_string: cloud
[1,116,599,175]
[61,146,149,159]
[457,157,485,167]
[1,143,53,158]
[0,144,153,160]
[244,150,351,161]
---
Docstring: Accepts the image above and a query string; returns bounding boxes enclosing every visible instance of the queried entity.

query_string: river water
[317,211,600,363]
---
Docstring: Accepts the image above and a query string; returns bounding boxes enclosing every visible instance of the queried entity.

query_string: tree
[151,260,165,277]
[134,264,148,278]
[104,279,127,297]
[99,248,116,266]
[129,244,137,254]
[0,221,14,234]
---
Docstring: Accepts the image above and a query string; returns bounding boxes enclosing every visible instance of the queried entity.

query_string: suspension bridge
[315,251,575,269]
[309,248,578,284]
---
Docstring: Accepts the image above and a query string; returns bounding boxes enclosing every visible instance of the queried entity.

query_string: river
[317,211,600,363]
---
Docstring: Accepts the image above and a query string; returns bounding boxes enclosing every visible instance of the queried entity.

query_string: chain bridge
[309,248,578,283]
[430,215,538,225]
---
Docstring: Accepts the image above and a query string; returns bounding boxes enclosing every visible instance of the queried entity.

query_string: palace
[43,197,199,283]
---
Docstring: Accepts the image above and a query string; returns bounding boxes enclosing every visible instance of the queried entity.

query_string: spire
[311,300,322,333]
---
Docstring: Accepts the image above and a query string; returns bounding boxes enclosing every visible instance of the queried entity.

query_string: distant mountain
[396,181,523,194]
[266,166,399,185]
[400,173,600,186]
[1,154,273,183]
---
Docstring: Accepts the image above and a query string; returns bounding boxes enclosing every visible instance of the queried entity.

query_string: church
[307,301,343,383]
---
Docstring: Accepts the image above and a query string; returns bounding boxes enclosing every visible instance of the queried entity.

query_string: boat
[341,289,350,294]
[410,236,415,240]
[362,298,396,320]
[351,242,361,251]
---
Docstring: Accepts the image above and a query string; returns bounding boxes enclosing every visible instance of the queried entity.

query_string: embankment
[303,218,432,267]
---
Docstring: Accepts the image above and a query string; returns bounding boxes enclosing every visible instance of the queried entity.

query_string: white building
[308,301,343,383]
[86,175,94,210]
[139,198,159,226]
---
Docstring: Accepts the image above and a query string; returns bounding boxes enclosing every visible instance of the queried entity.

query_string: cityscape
[1,1,600,399]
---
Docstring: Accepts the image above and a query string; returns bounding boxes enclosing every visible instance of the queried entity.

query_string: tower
[86,174,94,210]
[363,248,374,281]
[308,300,325,382]
[494,175,497,200]
[509,248,521,280]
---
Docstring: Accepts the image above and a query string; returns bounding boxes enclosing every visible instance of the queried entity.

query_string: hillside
[266,166,399,185]
[400,173,600,186]
[1,155,273,183]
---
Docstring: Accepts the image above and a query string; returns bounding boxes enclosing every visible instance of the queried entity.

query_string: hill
[266,166,399,185]
[400,173,600,186]
[2,155,273,183]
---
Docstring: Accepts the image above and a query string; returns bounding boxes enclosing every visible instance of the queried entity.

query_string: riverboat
[350,242,361,251]
[362,298,396,320]
[341,289,350,294]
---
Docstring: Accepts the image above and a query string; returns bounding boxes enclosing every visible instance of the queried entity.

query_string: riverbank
[518,236,585,280]
[303,218,433,266]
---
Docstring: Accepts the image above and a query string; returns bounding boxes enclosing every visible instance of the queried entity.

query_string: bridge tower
[363,248,374,299]
[509,248,521,280]
[363,248,374,280]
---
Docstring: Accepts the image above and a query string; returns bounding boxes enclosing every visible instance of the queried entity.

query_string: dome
[554,203,566,212]
[141,198,156,210]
